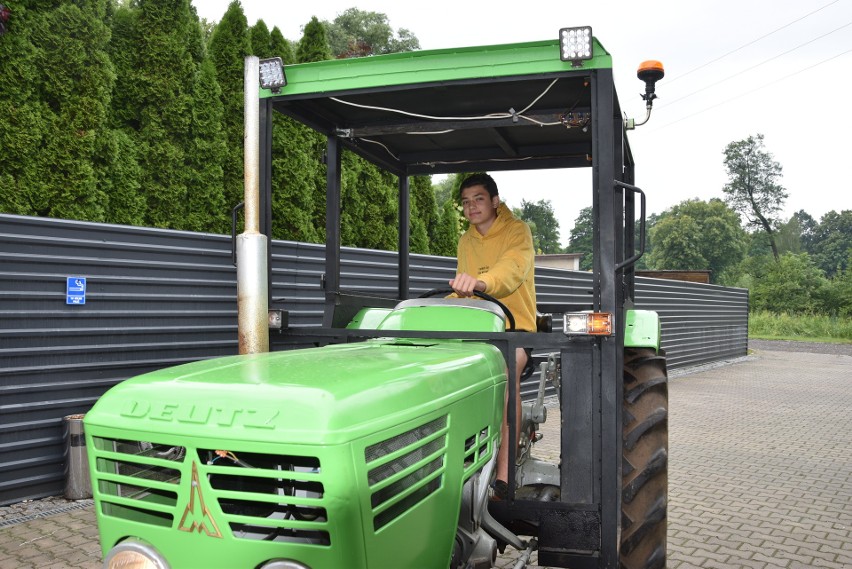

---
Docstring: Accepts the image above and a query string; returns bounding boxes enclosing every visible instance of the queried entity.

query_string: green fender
[624,309,661,351]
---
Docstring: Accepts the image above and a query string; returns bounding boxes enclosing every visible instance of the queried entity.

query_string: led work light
[559,26,593,65]
[259,57,287,93]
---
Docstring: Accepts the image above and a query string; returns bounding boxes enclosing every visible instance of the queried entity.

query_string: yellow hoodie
[456,203,537,331]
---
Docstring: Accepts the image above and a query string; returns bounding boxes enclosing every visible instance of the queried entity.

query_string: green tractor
[85,29,668,569]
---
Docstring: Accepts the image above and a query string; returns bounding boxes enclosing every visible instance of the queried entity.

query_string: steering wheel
[418,287,516,331]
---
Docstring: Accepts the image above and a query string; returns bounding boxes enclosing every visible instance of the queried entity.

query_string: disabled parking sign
[66,277,86,305]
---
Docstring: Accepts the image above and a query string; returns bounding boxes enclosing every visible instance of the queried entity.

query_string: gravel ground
[1,339,848,527]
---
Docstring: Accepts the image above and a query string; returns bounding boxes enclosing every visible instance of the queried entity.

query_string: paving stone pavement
[1,344,850,568]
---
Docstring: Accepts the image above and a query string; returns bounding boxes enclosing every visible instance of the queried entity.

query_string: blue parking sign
[66,277,86,305]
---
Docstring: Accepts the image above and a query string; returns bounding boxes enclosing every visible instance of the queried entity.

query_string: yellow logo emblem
[177,462,223,538]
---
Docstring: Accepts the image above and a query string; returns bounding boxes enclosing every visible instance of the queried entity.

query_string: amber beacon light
[626,60,665,129]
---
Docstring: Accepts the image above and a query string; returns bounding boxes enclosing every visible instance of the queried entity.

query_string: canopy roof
[264,38,626,176]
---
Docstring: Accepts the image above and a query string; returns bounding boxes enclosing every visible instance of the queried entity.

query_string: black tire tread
[620,348,668,569]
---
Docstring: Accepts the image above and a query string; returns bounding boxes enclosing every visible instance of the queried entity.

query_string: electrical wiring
[329,78,561,124]
[358,138,401,160]
[213,449,255,468]
[333,78,572,160]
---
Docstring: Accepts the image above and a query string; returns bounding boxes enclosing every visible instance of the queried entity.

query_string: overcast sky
[194,0,852,245]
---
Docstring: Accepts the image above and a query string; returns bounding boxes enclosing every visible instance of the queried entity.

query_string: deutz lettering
[120,400,278,429]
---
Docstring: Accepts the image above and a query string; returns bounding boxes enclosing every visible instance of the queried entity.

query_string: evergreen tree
[409,204,430,255]
[270,27,295,64]
[432,199,462,257]
[249,19,271,56]
[95,128,145,226]
[208,1,251,219]
[0,3,50,215]
[185,56,227,232]
[270,115,321,242]
[410,175,439,254]
[6,2,115,222]
[339,153,397,250]
[296,16,332,63]
[123,0,201,229]
[108,2,141,130]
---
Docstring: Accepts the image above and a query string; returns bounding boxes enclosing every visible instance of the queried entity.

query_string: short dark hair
[459,173,498,200]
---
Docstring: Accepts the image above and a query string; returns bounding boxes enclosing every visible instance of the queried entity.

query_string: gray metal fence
[0,214,748,504]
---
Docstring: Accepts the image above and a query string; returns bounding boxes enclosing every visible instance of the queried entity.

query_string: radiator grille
[463,426,491,476]
[92,437,185,528]
[365,415,448,531]
[90,437,329,545]
[198,449,330,545]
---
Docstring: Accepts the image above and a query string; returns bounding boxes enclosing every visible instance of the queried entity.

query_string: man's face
[460,184,499,227]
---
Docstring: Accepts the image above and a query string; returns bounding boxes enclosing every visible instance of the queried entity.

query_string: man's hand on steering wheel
[448,273,486,297]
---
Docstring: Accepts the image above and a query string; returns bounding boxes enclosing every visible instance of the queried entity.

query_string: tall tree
[518,199,561,254]
[248,19,271,56]
[0,3,50,216]
[324,8,419,58]
[185,56,228,232]
[2,1,115,222]
[296,16,332,63]
[564,206,594,270]
[112,0,202,229]
[722,133,787,261]
[339,153,397,250]
[208,1,251,219]
[270,115,322,243]
[432,199,461,257]
[410,175,439,255]
[270,26,294,64]
[95,128,145,226]
[792,210,819,254]
[647,199,747,283]
[810,210,852,278]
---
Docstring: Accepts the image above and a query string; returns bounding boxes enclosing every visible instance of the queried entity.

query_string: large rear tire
[620,348,668,569]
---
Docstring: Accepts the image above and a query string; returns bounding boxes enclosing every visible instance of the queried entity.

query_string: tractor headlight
[260,560,312,569]
[563,312,613,336]
[104,539,170,569]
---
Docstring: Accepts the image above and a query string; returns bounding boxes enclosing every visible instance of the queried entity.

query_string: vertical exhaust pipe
[237,56,269,354]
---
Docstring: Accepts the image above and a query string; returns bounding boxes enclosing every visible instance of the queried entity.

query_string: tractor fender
[624,309,661,351]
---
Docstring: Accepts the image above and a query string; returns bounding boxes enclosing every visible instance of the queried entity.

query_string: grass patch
[749,310,852,342]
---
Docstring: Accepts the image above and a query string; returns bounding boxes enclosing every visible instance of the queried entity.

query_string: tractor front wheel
[620,348,668,569]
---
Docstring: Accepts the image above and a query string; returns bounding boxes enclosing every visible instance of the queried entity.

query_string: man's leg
[496,346,528,491]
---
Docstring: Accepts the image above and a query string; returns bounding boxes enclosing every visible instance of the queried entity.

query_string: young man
[449,173,536,499]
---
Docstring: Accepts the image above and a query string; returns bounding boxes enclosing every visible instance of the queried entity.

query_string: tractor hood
[85,339,506,445]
